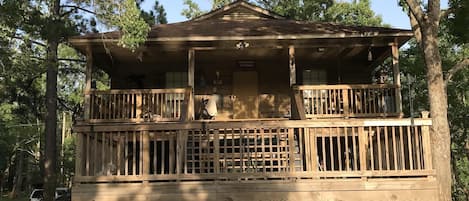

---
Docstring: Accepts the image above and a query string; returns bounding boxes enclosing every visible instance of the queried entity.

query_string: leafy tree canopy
[324,0,384,26]
[181,0,384,27]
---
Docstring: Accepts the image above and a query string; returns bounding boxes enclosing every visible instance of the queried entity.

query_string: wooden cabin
[69,1,437,200]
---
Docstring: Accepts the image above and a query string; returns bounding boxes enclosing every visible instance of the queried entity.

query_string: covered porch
[81,37,405,122]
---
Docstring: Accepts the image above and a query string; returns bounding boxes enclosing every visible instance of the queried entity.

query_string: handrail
[74,118,432,132]
[86,88,189,122]
[74,117,433,182]
[296,84,397,90]
[296,84,400,118]
[86,88,187,95]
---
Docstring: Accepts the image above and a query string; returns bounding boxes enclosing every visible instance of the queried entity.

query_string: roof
[71,19,412,42]
[69,0,412,45]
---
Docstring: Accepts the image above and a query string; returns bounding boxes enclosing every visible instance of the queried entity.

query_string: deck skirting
[72,178,438,201]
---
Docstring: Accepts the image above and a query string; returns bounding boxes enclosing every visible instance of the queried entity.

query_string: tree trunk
[44,40,59,201]
[421,25,452,201]
[43,1,61,200]
[9,150,24,199]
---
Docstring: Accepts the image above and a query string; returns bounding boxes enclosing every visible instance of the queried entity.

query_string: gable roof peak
[192,0,284,21]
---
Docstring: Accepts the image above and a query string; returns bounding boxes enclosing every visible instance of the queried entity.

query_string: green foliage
[324,0,383,26]
[181,0,383,26]
[112,0,150,50]
[257,0,383,25]
[182,0,204,19]
[153,0,168,24]
[139,0,168,25]
[61,135,75,186]
[212,0,234,9]
[256,0,302,19]
[449,0,469,44]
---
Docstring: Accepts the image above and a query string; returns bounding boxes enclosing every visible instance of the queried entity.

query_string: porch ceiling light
[317,47,326,52]
[236,41,250,50]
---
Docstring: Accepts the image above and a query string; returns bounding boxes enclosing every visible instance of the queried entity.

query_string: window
[303,69,327,85]
[165,72,187,88]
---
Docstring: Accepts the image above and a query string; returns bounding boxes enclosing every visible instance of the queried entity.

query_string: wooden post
[310,128,318,173]
[75,133,83,177]
[180,87,193,122]
[289,46,296,86]
[291,86,306,120]
[188,49,195,88]
[176,131,184,175]
[342,89,350,117]
[188,49,195,120]
[421,112,433,170]
[392,41,403,116]
[136,94,142,121]
[358,127,368,179]
[84,46,93,120]
[142,131,150,175]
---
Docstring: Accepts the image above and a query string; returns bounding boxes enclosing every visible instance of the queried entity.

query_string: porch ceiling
[85,37,394,74]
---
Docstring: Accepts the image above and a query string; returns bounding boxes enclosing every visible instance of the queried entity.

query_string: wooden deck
[72,118,435,201]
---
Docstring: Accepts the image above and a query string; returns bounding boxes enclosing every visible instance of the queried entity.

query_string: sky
[142,0,449,29]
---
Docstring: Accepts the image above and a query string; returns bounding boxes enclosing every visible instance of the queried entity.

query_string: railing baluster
[288,128,296,172]
[414,126,421,170]
[399,126,405,170]
[344,127,349,171]
[86,133,90,176]
[368,126,374,171]
[352,127,358,171]
[321,127,326,171]
[377,126,382,171]
[392,126,398,171]
[358,127,367,175]
[385,126,390,170]
[407,126,414,170]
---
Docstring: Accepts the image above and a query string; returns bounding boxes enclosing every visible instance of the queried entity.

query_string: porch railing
[86,88,189,122]
[297,84,400,118]
[74,117,433,183]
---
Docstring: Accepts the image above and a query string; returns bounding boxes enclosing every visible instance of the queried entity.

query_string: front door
[233,71,258,119]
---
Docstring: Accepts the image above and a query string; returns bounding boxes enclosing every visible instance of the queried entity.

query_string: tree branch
[428,0,441,23]
[31,56,86,63]
[439,8,453,20]
[58,58,86,63]
[10,36,46,47]
[445,58,469,84]
[409,11,423,46]
[60,5,96,17]
[404,0,426,25]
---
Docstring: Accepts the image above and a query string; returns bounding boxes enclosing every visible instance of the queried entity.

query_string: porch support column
[392,40,403,116]
[289,45,296,86]
[188,49,195,87]
[289,46,305,119]
[84,46,93,120]
[187,49,195,120]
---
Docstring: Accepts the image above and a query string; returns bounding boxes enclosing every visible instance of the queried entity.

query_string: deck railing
[297,84,400,118]
[74,117,433,183]
[86,88,189,122]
